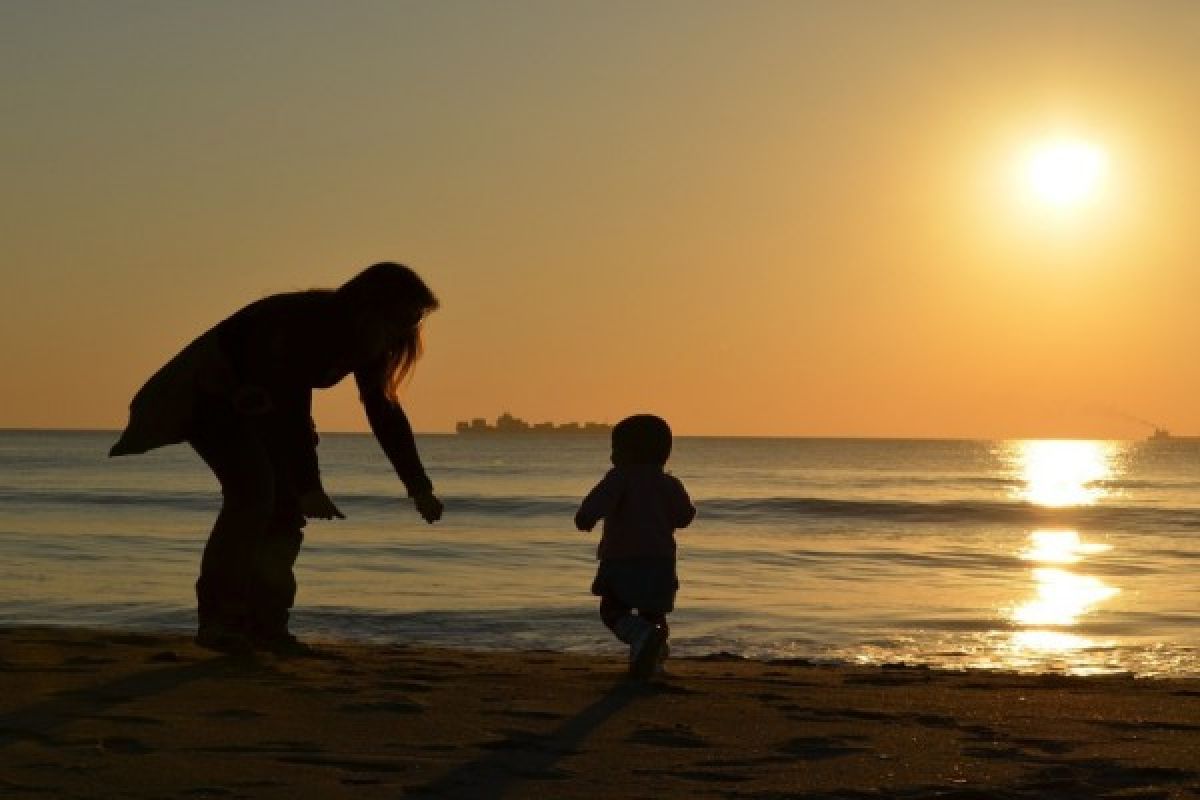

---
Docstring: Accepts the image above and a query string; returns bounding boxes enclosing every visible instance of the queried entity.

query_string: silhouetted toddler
[575,414,695,678]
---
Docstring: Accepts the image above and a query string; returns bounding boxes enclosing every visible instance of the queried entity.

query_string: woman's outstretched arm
[355,359,441,522]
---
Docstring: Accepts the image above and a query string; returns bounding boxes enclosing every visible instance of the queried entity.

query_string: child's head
[611,414,673,467]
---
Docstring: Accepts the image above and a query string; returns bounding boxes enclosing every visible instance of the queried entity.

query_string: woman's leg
[189,410,276,647]
[247,455,305,644]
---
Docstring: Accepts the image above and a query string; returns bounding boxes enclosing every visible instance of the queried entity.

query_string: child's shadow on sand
[412,679,661,798]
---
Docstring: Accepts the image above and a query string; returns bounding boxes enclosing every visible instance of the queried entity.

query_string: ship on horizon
[456,412,612,435]
[1146,427,1200,442]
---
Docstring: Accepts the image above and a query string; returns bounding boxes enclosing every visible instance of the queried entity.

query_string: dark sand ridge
[1,627,1198,799]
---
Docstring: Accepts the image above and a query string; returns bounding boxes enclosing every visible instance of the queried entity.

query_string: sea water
[1,430,1197,676]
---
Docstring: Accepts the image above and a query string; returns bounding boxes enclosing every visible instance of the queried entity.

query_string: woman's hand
[413,491,444,524]
[300,489,346,520]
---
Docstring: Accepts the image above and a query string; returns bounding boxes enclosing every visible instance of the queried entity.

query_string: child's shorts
[590,557,678,613]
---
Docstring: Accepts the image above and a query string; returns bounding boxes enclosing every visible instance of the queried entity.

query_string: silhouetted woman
[110,263,444,654]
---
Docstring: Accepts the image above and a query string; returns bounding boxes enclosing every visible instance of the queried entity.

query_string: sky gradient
[3,1,1198,437]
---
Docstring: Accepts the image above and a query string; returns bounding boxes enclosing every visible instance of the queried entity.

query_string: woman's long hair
[336,263,439,403]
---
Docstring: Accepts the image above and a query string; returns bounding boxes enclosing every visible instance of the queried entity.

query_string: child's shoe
[655,641,671,676]
[630,624,668,680]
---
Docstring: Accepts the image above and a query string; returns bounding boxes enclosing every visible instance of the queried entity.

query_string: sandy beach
[0,627,1196,799]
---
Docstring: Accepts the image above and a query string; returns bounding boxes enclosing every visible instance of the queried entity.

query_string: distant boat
[455,412,611,435]
[1146,428,1200,442]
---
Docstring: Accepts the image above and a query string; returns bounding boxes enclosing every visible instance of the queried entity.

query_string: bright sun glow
[1023,138,1109,209]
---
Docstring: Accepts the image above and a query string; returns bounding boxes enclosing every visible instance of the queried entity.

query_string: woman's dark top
[110,289,432,498]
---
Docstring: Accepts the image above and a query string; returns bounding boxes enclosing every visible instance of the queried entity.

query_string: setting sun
[1023,137,1109,209]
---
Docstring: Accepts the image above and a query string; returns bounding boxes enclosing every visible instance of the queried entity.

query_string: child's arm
[668,476,696,529]
[575,470,622,531]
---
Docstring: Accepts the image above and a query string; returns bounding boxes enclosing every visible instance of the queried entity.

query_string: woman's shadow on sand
[0,650,258,749]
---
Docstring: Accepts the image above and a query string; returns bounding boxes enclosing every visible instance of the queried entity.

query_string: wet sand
[1,626,1197,799]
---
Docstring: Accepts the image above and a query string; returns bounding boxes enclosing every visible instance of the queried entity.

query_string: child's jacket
[576,464,695,560]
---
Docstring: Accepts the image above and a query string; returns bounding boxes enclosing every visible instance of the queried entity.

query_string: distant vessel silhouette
[1147,427,1200,442]
[455,412,611,435]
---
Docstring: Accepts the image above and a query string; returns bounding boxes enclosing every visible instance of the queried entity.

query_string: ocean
[1,430,1197,676]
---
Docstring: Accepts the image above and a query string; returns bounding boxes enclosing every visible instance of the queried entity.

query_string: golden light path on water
[1014,440,1114,507]
[1002,440,1122,673]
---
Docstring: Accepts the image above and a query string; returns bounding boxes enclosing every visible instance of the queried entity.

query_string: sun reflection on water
[1008,629,1096,655]
[1011,439,1117,507]
[1013,565,1119,627]
[1000,441,1122,670]
[1021,529,1111,564]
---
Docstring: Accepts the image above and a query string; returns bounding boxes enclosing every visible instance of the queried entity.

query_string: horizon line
[0,426,1162,443]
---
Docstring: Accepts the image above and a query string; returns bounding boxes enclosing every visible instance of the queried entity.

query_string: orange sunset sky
[2,1,1198,438]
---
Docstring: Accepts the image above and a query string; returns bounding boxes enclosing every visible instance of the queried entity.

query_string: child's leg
[638,611,669,639]
[601,594,659,652]
[602,597,667,678]
[638,611,670,672]
[599,594,632,640]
